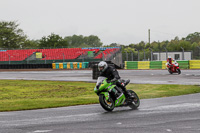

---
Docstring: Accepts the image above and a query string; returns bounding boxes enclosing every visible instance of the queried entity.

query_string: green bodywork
[114,93,126,107]
[94,78,126,107]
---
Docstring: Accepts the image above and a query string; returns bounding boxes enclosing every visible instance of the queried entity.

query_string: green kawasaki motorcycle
[94,76,140,111]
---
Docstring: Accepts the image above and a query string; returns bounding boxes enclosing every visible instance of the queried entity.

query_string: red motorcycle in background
[166,61,181,74]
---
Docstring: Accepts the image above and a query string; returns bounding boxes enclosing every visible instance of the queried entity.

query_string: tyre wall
[52,62,89,69]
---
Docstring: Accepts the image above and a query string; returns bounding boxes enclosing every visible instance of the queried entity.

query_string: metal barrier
[189,60,200,69]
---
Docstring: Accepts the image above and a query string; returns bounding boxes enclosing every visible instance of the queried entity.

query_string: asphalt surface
[0,69,200,133]
[0,69,199,85]
[0,93,200,133]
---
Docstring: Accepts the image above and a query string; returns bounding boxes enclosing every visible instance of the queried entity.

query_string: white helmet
[98,61,108,72]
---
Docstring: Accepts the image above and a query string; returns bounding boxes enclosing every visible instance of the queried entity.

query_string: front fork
[100,92,110,101]
[100,91,126,107]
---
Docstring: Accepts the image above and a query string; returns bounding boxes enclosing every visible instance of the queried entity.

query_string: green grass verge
[0,80,200,112]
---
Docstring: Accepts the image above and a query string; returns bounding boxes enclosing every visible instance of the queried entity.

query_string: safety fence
[125,60,200,69]
[52,62,89,69]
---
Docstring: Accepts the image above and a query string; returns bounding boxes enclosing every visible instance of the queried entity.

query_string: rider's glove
[111,78,117,82]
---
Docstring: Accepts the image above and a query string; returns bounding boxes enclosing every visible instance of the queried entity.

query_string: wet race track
[0,69,200,133]
[0,69,199,85]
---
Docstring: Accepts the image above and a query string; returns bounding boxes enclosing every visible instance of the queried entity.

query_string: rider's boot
[124,91,132,104]
[116,80,133,102]
[125,90,134,99]
[124,90,130,99]
[121,86,134,100]
[118,83,129,98]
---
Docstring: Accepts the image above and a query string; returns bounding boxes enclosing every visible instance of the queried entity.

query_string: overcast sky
[1,0,200,45]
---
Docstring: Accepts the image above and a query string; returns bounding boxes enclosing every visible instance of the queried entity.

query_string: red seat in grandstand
[0,48,106,61]
[94,48,119,59]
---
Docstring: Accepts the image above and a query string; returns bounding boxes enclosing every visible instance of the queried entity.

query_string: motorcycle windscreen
[96,76,106,86]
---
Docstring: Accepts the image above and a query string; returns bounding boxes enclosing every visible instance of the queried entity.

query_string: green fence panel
[150,61,162,69]
[177,60,189,69]
[126,61,138,69]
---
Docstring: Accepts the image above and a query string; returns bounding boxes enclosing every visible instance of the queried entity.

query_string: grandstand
[0,47,120,61]
[94,48,120,59]
[0,47,122,68]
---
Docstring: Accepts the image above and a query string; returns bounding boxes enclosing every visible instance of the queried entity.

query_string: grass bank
[0,80,200,111]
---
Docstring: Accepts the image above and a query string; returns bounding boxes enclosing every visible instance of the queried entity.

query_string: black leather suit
[99,66,128,97]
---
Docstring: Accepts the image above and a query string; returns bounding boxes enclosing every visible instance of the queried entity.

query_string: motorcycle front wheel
[99,94,115,111]
[127,90,140,110]
[177,69,181,74]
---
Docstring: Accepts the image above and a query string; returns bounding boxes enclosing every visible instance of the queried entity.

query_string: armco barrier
[150,61,162,69]
[138,61,150,69]
[177,60,189,69]
[162,61,167,69]
[125,61,127,69]
[125,61,138,69]
[189,60,200,69]
[125,60,199,70]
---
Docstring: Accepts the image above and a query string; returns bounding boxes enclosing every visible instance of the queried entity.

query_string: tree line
[0,21,103,49]
[1,21,200,59]
[123,32,200,59]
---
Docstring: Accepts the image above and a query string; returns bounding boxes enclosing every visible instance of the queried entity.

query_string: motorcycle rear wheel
[168,69,173,74]
[99,94,115,111]
[127,90,140,109]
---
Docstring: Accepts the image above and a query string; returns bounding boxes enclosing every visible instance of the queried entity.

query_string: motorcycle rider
[97,61,131,99]
[167,56,177,70]
[167,56,173,70]
[167,56,173,65]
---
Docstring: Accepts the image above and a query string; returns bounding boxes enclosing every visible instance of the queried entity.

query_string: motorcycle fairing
[115,93,126,107]
[100,92,110,101]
